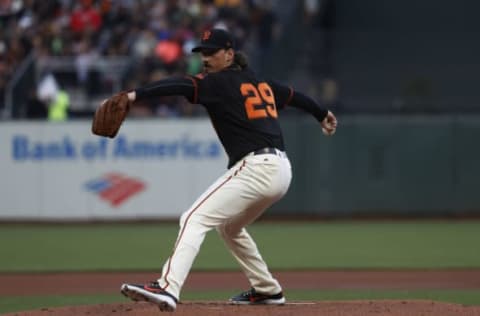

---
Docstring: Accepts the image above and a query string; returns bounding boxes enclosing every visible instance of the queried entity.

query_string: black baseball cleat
[229,287,286,305]
[121,281,177,312]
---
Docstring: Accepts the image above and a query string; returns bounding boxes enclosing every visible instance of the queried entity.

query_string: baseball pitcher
[93,28,337,312]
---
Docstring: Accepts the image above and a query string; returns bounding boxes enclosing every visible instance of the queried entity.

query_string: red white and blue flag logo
[85,173,146,207]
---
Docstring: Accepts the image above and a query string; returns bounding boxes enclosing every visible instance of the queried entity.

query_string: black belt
[253,147,284,156]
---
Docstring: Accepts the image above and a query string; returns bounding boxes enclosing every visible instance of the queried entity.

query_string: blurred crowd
[0,0,284,119]
[4,0,469,119]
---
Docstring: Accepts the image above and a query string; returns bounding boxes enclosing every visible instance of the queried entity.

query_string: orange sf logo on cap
[202,31,211,41]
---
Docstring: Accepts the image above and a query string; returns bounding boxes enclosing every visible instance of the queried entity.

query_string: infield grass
[0,221,479,272]
[1,289,480,314]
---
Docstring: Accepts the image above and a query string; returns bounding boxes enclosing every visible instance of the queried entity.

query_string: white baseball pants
[156,150,292,299]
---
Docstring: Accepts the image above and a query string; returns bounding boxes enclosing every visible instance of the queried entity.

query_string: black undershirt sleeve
[289,90,328,122]
[134,77,197,103]
[269,81,328,122]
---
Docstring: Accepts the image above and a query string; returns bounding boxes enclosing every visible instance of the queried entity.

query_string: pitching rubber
[229,296,286,305]
[120,284,176,312]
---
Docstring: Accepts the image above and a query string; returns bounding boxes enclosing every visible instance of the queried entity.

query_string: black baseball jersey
[135,66,328,168]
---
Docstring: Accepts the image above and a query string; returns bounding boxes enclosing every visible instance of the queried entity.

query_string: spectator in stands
[47,88,70,121]
[36,73,70,121]
[70,0,102,34]
[74,34,101,98]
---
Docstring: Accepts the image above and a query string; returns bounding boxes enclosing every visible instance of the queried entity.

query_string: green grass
[0,221,479,272]
[1,290,480,314]
[1,221,479,314]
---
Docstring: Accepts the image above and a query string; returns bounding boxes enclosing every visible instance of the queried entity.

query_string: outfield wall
[274,114,480,216]
[0,115,479,220]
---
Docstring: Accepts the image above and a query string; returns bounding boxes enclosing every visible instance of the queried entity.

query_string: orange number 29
[240,82,278,120]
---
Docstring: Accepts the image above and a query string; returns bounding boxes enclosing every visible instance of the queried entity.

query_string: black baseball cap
[191,29,235,53]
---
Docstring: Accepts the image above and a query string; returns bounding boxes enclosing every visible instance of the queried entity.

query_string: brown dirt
[2,270,480,315]
[4,301,480,316]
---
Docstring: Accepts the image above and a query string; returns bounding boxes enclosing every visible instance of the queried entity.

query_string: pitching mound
[5,300,480,316]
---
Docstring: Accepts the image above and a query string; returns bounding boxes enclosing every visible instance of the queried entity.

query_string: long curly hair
[233,51,248,70]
